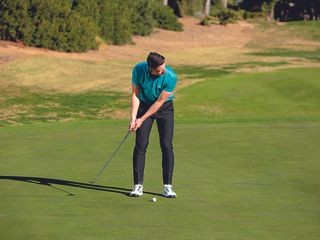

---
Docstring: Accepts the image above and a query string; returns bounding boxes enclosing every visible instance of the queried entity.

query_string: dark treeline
[0,0,182,52]
[169,1,320,22]
[236,0,320,21]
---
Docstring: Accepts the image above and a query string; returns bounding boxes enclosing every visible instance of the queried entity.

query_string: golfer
[129,52,177,198]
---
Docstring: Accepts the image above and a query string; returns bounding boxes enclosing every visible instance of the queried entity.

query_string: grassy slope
[175,67,320,122]
[0,121,320,240]
[1,66,320,126]
[284,21,320,42]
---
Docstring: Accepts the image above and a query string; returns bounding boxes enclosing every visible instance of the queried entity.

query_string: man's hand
[129,119,136,132]
[129,118,144,132]
[134,118,144,131]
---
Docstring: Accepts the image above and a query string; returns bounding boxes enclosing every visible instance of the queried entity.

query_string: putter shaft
[90,130,131,183]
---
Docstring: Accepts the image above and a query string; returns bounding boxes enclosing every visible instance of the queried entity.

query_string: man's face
[150,63,166,76]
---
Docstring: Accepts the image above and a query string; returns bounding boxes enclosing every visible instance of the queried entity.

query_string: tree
[262,0,278,21]
[221,0,228,8]
[204,0,211,16]
[164,0,168,5]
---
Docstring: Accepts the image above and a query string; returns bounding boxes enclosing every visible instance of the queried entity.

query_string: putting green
[1,120,319,240]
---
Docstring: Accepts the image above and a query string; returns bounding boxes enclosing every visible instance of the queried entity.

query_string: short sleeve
[132,66,139,87]
[163,76,177,92]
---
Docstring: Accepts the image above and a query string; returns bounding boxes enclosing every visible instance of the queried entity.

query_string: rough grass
[283,21,320,42]
[0,56,134,93]
[0,89,129,126]
[246,19,320,50]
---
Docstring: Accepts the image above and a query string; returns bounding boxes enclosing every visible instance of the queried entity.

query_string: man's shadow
[0,176,162,197]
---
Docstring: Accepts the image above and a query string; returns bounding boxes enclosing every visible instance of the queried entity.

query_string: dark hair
[147,52,165,68]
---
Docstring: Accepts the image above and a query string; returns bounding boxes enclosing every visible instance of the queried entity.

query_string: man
[129,52,177,198]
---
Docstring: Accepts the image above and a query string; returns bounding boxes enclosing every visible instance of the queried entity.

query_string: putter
[89,130,131,184]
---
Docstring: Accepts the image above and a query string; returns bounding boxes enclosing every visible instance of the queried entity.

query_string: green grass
[175,67,320,122]
[0,120,319,239]
[0,90,129,126]
[283,21,320,42]
[221,61,290,70]
[247,48,320,61]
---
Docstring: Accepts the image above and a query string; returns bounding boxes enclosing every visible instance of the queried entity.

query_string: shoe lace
[133,184,142,192]
[164,185,173,193]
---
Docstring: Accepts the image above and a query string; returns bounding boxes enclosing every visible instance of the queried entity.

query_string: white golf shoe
[130,184,143,197]
[162,184,177,198]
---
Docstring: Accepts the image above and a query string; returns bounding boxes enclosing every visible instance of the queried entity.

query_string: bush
[0,0,184,52]
[72,0,100,25]
[153,2,183,31]
[0,0,97,52]
[243,11,265,20]
[0,0,34,44]
[99,0,133,45]
[200,16,220,26]
[215,9,241,25]
[130,0,154,36]
[64,12,98,52]
[30,0,97,52]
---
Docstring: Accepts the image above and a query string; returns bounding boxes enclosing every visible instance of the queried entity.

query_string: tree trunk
[204,0,211,16]
[221,0,227,9]
[270,0,277,21]
[163,0,168,6]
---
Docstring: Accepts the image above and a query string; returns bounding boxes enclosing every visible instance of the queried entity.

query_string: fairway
[1,121,319,240]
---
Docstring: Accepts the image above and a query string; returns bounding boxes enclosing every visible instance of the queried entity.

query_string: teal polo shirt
[132,62,177,104]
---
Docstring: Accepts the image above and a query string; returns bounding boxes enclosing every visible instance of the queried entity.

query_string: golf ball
[152,197,157,202]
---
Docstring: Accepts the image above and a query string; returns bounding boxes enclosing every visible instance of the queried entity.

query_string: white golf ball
[152,197,157,202]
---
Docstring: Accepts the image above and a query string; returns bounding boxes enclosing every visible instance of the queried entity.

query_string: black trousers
[133,100,174,185]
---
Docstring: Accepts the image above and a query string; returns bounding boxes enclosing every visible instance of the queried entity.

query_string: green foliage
[243,11,265,19]
[217,9,239,25]
[153,2,183,31]
[209,2,243,25]
[130,0,154,36]
[0,0,184,51]
[72,0,100,25]
[65,12,98,52]
[111,2,133,45]
[30,0,98,52]
[29,0,72,50]
[99,0,132,45]
[200,16,211,26]
[0,0,34,44]
[0,0,97,52]
[200,16,220,26]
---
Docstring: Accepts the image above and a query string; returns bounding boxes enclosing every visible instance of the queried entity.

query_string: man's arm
[132,90,173,131]
[129,84,140,132]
